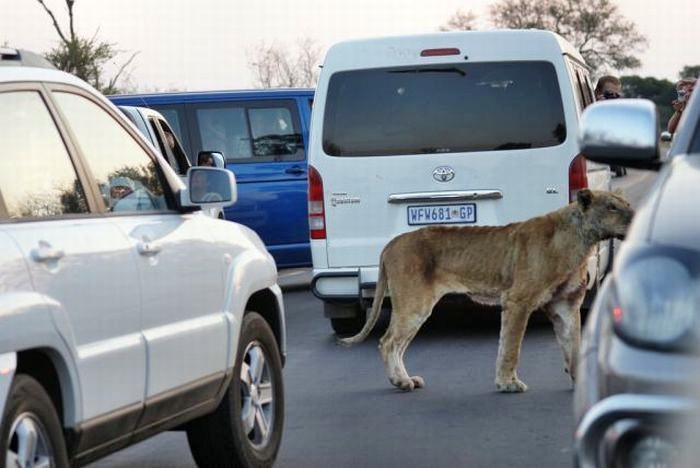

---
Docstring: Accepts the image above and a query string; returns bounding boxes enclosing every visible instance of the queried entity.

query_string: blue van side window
[197,107,251,160]
[195,103,304,164]
[250,107,303,161]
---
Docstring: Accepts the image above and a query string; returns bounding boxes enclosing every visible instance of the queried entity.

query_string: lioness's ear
[577,189,593,210]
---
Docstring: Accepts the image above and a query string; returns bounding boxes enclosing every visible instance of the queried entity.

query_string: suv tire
[187,312,284,468]
[1,374,69,468]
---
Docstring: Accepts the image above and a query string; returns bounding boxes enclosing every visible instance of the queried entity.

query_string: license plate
[407,203,476,226]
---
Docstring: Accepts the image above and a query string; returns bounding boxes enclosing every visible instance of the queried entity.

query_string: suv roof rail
[0,47,56,69]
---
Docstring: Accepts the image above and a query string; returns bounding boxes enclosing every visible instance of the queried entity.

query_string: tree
[34,0,137,94]
[440,9,478,31]
[620,75,675,127]
[488,0,647,75]
[247,37,322,88]
[678,65,700,80]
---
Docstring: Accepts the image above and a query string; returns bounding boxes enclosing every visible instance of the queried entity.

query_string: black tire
[187,312,284,468]
[612,165,627,177]
[326,303,366,336]
[0,374,68,468]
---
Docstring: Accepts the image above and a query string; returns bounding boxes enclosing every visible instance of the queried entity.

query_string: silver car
[573,91,700,466]
[0,48,286,467]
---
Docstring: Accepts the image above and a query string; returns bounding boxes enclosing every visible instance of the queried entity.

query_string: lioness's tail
[337,256,388,347]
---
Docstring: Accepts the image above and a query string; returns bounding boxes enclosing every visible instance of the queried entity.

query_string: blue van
[109,88,314,268]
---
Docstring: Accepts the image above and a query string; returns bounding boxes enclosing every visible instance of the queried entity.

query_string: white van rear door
[316,60,576,268]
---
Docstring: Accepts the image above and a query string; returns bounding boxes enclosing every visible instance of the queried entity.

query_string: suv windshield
[323,61,566,157]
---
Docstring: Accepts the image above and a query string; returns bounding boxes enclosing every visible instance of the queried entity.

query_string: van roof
[321,29,586,71]
[109,87,315,105]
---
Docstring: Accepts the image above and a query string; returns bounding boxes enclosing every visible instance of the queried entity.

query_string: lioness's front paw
[564,366,576,382]
[389,375,425,392]
[394,378,415,392]
[495,378,528,393]
[411,376,425,389]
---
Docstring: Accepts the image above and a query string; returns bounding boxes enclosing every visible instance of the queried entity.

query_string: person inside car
[109,176,134,204]
[109,176,158,211]
[198,152,215,167]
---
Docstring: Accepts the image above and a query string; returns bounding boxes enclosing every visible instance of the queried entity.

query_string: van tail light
[420,48,461,57]
[568,154,589,202]
[308,165,326,240]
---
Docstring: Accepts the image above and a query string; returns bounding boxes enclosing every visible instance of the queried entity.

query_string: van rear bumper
[311,268,378,303]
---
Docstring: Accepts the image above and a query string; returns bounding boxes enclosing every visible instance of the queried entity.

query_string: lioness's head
[576,189,634,240]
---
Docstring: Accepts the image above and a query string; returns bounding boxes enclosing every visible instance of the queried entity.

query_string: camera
[603,90,620,99]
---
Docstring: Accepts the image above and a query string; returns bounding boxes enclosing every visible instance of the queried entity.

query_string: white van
[308,30,612,335]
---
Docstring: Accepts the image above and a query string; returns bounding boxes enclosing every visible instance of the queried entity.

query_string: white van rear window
[323,61,565,157]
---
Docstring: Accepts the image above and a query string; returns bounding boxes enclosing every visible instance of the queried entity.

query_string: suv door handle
[31,241,65,263]
[285,166,306,175]
[137,241,162,257]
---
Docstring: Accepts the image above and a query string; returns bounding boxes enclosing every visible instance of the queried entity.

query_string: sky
[1,0,697,92]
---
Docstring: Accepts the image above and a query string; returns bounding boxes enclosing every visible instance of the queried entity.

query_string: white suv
[308,30,612,335]
[0,49,286,467]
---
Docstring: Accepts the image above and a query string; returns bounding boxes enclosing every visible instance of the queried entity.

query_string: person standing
[668,78,697,134]
[594,75,622,101]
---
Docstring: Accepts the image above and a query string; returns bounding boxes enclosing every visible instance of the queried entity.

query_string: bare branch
[66,0,76,40]
[35,0,68,44]
[247,37,321,88]
[106,51,140,94]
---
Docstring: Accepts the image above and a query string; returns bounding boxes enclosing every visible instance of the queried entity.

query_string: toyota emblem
[432,166,455,182]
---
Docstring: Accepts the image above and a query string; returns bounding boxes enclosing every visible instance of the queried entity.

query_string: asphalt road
[91,292,578,468]
[90,169,656,467]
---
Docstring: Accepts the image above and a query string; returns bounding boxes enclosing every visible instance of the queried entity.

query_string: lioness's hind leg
[379,300,433,392]
[544,295,583,383]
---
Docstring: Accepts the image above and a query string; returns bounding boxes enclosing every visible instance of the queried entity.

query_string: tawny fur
[338,189,633,393]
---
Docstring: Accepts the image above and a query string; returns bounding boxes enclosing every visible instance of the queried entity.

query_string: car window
[148,116,190,175]
[0,90,88,219]
[53,92,169,213]
[323,61,566,156]
[156,107,184,139]
[196,106,251,160]
[566,59,594,113]
[155,106,191,155]
[249,107,303,161]
[194,100,304,163]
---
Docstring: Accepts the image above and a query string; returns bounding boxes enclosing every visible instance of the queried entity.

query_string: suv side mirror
[578,99,662,171]
[182,167,237,207]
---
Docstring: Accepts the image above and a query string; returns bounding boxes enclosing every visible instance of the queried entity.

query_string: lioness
[339,189,633,392]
